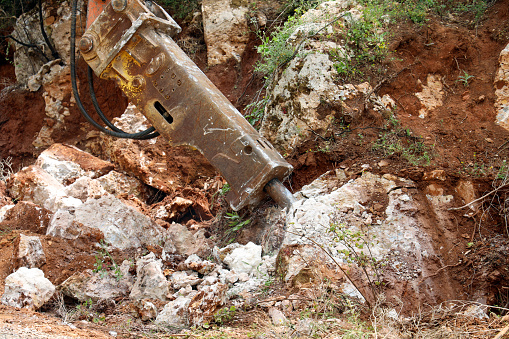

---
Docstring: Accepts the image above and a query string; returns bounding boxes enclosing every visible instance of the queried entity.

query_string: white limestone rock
[47,209,99,240]
[35,144,114,184]
[202,0,250,65]
[1,267,55,310]
[130,253,170,301]
[167,223,211,256]
[64,177,108,202]
[258,2,392,152]
[73,194,166,250]
[179,254,216,275]
[59,263,134,302]
[6,165,80,212]
[155,296,192,327]
[223,242,262,275]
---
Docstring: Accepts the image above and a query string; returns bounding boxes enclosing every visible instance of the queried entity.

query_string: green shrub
[158,0,200,19]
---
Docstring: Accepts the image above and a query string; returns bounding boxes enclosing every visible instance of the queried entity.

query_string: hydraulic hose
[70,0,159,140]
[87,66,159,138]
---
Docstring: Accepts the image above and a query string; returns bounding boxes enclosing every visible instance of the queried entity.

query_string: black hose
[0,34,39,48]
[0,33,50,63]
[70,0,159,140]
[38,0,59,60]
[87,66,159,138]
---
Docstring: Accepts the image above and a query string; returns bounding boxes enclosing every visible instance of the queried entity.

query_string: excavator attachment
[79,0,294,210]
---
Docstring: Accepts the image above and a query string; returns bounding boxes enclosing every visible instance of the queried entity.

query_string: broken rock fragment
[188,283,228,326]
[167,223,212,257]
[155,296,192,327]
[177,254,216,275]
[170,271,202,290]
[131,298,158,321]
[130,253,170,301]
[1,267,55,310]
[16,234,46,269]
[276,244,334,286]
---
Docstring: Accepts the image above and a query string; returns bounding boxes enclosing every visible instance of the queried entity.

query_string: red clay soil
[0,56,128,170]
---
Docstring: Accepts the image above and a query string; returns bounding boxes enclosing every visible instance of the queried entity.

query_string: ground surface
[1,0,509,337]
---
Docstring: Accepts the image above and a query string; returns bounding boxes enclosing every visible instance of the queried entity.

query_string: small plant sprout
[457,70,474,87]
[225,212,250,234]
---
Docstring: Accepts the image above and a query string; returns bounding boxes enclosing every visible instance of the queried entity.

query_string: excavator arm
[76,0,294,210]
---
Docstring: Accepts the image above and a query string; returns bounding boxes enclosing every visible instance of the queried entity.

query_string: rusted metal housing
[80,0,293,210]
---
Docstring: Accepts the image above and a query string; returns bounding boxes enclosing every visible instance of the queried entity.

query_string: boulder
[72,194,166,250]
[6,165,83,212]
[222,242,262,275]
[278,170,465,305]
[46,209,103,241]
[260,52,389,151]
[1,267,55,310]
[258,2,393,152]
[16,234,46,269]
[202,0,250,66]
[35,143,114,184]
[40,185,165,248]
[59,264,134,303]
[130,253,170,301]
[155,296,192,327]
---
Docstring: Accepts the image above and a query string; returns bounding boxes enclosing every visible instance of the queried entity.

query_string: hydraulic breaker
[78,0,294,210]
